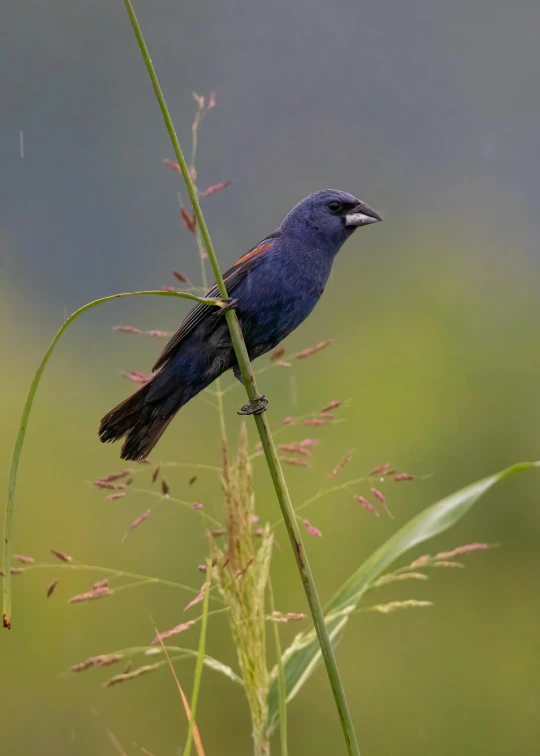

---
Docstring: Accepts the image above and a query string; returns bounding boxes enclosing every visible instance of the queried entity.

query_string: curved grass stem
[19,560,219,597]
[269,581,288,756]
[2,289,225,630]
[183,569,211,756]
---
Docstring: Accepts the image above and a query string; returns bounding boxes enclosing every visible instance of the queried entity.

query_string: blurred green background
[2,1,540,753]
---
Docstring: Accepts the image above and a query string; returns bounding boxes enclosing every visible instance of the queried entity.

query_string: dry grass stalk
[50,549,72,563]
[152,620,196,644]
[367,600,433,614]
[13,554,34,564]
[214,424,273,753]
[71,653,124,672]
[103,663,159,688]
[69,586,114,603]
[328,451,353,479]
[127,509,152,532]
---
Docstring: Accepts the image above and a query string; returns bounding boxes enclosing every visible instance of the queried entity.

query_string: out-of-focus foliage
[2,0,540,753]
[267,462,538,733]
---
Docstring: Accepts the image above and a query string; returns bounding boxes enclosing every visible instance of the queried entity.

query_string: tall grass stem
[127,3,362,752]
[183,577,211,756]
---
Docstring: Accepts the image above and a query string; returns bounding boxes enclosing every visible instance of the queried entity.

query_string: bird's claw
[218,298,238,314]
[237,394,268,416]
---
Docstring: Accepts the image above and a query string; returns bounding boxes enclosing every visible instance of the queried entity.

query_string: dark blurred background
[2,1,540,754]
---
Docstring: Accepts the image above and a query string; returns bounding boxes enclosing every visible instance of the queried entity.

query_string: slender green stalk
[19,559,215,596]
[191,110,228,445]
[271,475,370,529]
[196,225,227,443]
[269,582,287,756]
[2,289,224,630]
[128,487,223,527]
[121,3,361,753]
[183,574,211,756]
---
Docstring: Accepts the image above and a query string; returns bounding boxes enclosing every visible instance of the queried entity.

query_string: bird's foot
[237,394,268,416]
[218,297,239,314]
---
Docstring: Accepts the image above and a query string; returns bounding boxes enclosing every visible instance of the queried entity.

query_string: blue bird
[99,189,381,460]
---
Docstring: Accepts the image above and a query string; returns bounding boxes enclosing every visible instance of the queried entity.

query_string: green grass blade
[152,629,206,756]
[266,461,539,732]
[268,582,288,755]
[2,289,225,629]
[184,578,211,756]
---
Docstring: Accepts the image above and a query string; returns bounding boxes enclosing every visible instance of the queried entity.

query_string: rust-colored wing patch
[235,240,274,266]
[152,237,276,371]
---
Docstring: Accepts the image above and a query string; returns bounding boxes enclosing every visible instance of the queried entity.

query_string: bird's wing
[152,236,276,371]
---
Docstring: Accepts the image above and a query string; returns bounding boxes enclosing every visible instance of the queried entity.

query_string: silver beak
[345,201,382,227]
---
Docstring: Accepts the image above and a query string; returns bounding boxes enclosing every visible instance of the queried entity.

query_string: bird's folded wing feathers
[152,237,276,371]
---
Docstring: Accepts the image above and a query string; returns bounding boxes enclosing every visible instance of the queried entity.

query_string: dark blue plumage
[99,189,381,460]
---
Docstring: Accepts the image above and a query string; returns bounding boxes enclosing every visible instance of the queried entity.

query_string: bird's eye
[328,201,342,214]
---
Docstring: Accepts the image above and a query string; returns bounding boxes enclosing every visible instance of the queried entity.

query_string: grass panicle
[213,425,273,753]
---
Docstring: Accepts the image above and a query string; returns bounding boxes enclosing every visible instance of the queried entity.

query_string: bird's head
[281,189,382,253]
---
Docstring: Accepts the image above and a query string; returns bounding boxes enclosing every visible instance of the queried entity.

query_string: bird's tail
[99,379,185,462]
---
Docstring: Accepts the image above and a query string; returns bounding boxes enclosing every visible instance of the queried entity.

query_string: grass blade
[269,581,287,756]
[184,574,210,756]
[266,461,539,731]
[106,729,128,756]
[2,289,225,629]
[153,625,206,756]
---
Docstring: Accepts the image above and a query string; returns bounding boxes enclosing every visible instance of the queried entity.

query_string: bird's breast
[235,249,332,357]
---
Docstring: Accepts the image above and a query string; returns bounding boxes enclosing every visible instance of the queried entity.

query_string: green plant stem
[121,3,361,753]
[196,221,227,443]
[2,289,224,630]
[20,560,216,596]
[269,582,287,756]
[183,573,210,756]
[192,130,228,445]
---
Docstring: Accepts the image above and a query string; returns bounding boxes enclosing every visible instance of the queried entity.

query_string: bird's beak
[344,201,382,227]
